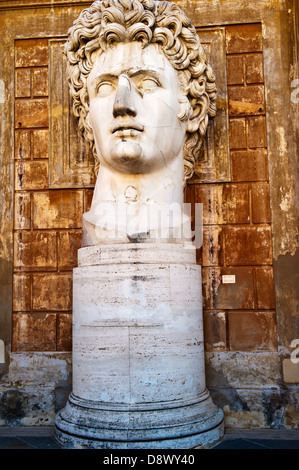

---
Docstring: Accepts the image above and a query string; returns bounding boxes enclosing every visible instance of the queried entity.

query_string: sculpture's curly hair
[65,0,217,182]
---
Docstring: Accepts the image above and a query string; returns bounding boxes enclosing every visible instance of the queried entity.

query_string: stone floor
[0,427,298,450]
[212,437,299,449]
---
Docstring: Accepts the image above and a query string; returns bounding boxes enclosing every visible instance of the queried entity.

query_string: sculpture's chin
[111,140,143,169]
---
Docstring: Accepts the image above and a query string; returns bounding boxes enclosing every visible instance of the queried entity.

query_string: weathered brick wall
[13,38,85,351]
[186,24,277,353]
[12,25,277,355]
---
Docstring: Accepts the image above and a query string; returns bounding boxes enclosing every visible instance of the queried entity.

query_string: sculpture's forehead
[91,42,173,77]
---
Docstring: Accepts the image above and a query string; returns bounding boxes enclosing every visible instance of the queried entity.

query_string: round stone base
[55,392,224,449]
[55,243,224,449]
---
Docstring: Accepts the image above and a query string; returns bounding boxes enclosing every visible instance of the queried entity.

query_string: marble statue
[64,0,217,245]
[55,0,224,449]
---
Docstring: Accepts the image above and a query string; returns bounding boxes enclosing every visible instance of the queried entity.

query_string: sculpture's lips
[112,122,144,137]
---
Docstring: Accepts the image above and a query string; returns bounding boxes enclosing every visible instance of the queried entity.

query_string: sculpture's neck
[82,156,191,246]
[91,159,184,207]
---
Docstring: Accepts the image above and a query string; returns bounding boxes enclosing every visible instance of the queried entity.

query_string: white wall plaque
[222,275,236,284]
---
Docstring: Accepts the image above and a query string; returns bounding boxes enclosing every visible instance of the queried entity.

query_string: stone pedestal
[55,243,223,448]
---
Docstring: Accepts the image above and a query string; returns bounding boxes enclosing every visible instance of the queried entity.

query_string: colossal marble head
[65,0,216,184]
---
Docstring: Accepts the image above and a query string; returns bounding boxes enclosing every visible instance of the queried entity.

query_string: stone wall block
[206,351,281,389]
[202,267,254,310]
[15,161,48,190]
[14,231,57,271]
[246,53,264,84]
[58,231,82,270]
[251,182,271,223]
[255,267,276,310]
[201,267,220,310]
[228,311,278,351]
[203,311,227,351]
[227,55,244,85]
[12,313,57,352]
[200,225,224,267]
[225,183,250,224]
[32,273,72,311]
[32,68,48,97]
[226,24,262,54]
[57,314,72,351]
[31,129,48,159]
[14,130,31,159]
[32,190,83,229]
[193,184,225,225]
[14,192,31,230]
[225,226,272,266]
[220,267,255,310]
[229,118,247,149]
[15,38,48,67]
[15,98,48,128]
[231,149,268,182]
[13,273,31,312]
[228,84,265,115]
[15,69,31,98]
[84,189,94,213]
[248,116,266,148]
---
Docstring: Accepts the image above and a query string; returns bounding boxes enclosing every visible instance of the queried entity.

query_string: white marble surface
[56,244,224,448]
[73,245,204,404]
[82,42,192,246]
[78,241,197,266]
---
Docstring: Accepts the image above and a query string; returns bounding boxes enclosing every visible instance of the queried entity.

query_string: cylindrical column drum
[55,243,223,449]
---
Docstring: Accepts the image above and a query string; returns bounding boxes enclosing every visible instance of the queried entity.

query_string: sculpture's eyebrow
[93,68,163,84]
[126,68,162,81]
[93,72,118,84]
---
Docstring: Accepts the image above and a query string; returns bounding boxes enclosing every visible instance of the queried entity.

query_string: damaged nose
[113,74,137,118]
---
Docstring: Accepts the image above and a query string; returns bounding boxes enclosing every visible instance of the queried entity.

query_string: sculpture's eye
[97,81,114,97]
[138,77,160,93]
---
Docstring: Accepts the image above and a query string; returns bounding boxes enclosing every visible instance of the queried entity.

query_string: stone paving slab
[0,427,298,450]
[212,438,299,449]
